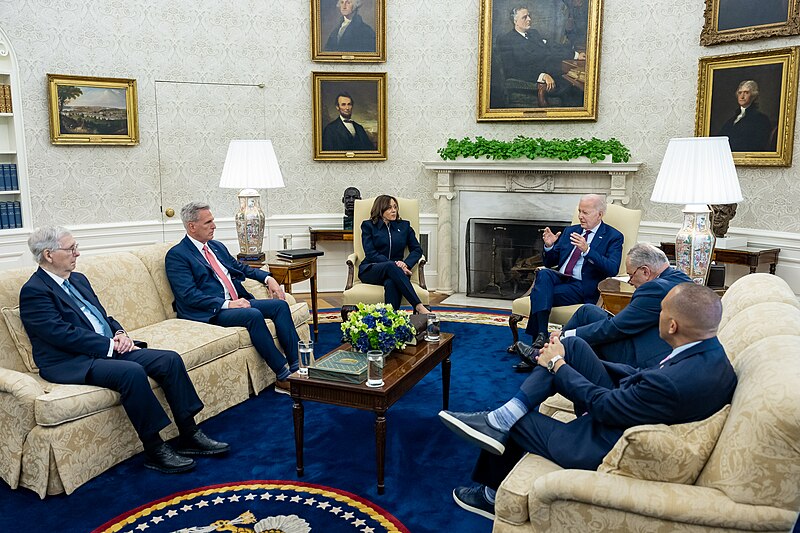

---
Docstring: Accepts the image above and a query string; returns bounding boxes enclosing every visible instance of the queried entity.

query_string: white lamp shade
[651,137,742,205]
[219,140,285,190]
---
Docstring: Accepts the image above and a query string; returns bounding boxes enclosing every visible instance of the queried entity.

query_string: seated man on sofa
[166,201,299,394]
[19,226,229,474]
[515,243,691,370]
[521,194,623,360]
[439,283,737,520]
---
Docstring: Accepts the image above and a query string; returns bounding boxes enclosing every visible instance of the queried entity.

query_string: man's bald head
[659,283,722,347]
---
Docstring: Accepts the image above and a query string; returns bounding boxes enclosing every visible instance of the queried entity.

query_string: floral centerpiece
[341,303,416,354]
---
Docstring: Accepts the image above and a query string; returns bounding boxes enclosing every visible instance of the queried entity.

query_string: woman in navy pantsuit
[359,195,428,314]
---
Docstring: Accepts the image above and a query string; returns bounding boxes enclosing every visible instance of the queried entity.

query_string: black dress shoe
[176,429,230,456]
[438,410,508,455]
[515,341,540,363]
[532,332,548,349]
[512,360,534,373]
[144,443,196,473]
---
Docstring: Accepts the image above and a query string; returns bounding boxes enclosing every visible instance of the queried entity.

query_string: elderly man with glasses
[515,242,691,369]
[18,226,229,474]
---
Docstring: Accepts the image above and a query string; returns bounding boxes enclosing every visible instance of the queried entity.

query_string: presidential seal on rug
[92,480,410,533]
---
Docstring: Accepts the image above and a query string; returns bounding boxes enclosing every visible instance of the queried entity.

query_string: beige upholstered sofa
[494,273,800,532]
[0,243,310,498]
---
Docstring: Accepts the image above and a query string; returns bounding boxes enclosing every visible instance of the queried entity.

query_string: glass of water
[297,340,314,375]
[366,350,384,387]
[424,313,441,342]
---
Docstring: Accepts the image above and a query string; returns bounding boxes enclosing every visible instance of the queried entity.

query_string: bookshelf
[0,29,29,231]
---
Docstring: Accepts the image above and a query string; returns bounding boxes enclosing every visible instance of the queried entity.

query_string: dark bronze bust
[342,186,361,230]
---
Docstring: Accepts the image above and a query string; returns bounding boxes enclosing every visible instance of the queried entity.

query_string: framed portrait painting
[312,72,387,161]
[477,0,603,121]
[700,0,800,45]
[47,74,139,145]
[311,0,385,62]
[696,47,799,166]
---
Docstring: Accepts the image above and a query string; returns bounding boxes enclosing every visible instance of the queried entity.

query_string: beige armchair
[493,273,800,532]
[341,197,429,320]
[508,203,642,350]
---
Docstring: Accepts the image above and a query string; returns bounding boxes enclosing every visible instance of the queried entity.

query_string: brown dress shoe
[275,379,290,395]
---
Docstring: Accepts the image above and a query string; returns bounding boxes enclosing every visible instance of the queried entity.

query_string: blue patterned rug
[92,480,409,533]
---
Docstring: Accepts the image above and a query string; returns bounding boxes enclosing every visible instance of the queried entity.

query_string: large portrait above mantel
[477,0,603,121]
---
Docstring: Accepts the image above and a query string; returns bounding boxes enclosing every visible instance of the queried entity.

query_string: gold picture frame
[477,0,603,121]
[312,72,387,161]
[695,47,799,166]
[311,0,385,62]
[47,74,139,145]
[700,0,800,46]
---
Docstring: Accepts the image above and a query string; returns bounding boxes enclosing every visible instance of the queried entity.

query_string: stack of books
[0,201,22,229]
[0,164,19,191]
[0,85,12,113]
[307,350,369,384]
[276,248,324,260]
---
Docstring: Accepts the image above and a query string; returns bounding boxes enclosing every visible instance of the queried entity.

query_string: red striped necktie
[202,244,238,300]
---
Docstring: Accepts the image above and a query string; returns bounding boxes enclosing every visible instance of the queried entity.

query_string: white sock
[487,397,528,432]
[484,486,496,504]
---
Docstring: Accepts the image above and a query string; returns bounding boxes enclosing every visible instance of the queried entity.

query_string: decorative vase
[234,190,265,258]
[674,205,715,285]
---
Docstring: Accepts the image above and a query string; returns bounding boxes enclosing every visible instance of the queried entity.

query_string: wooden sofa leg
[507,313,524,353]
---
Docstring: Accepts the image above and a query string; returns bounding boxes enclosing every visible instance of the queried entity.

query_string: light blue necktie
[63,279,114,338]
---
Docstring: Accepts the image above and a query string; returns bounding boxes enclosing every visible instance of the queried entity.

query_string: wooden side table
[659,242,780,274]
[309,228,353,249]
[597,277,725,314]
[238,251,320,340]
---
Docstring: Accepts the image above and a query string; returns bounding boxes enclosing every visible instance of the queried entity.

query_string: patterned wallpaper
[1,0,799,231]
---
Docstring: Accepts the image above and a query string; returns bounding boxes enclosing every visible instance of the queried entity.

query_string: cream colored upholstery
[508,203,642,347]
[494,272,800,532]
[0,244,310,498]
[341,197,429,317]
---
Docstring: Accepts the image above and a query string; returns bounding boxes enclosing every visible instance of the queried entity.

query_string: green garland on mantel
[437,136,632,163]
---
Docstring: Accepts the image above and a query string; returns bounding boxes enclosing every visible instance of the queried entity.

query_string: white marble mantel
[422,158,642,294]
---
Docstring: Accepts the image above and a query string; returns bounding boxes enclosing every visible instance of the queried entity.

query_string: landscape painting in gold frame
[312,72,387,161]
[47,74,139,145]
[700,0,800,45]
[311,0,385,62]
[695,47,798,166]
[477,0,603,121]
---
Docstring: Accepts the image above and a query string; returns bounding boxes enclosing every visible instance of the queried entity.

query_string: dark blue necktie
[63,279,113,338]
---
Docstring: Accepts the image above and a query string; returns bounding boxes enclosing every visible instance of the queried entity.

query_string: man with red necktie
[166,202,300,395]
[518,194,623,371]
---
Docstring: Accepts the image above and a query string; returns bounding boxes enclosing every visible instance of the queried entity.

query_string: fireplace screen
[466,218,569,300]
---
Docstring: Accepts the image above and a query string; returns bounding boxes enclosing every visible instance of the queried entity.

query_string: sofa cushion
[719,273,799,330]
[1,306,36,373]
[696,335,800,511]
[598,404,730,485]
[34,383,121,427]
[718,302,800,362]
[129,319,240,371]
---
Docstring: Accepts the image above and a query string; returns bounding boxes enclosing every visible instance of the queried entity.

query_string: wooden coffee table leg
[293,399,304,477]
[375,411,386,494]
[442,356,451,410]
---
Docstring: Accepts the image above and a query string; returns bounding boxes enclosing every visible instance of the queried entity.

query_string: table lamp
[651,137,742,285]
[219,140,285,261]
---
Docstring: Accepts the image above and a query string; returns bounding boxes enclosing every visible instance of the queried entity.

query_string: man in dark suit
[716,80,774,152]
[19,226,228,474]
[321,93,376,151]
[324,0,376,53]
[165,202,299,395]
[516,243,691,370]
[523,194,623,352]
[439,283,737,520]
[495,5,584,106]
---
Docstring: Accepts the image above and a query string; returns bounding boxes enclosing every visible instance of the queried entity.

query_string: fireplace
[466,218,569,300]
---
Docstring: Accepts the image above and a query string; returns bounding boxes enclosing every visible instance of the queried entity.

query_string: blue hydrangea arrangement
[341,303,416,353]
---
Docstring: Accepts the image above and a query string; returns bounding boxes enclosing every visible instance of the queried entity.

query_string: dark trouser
[359,261,422,310]
[86,348,203,448]
[212,298,299,380]
[563,304,638,366]
[471,337,615,489]
[524,269,586,338]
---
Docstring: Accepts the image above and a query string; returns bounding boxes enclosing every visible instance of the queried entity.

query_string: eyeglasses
[626,266,643,284]
[51,243,79,255]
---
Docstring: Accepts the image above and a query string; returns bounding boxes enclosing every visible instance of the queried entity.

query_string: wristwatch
[547,355,564,374]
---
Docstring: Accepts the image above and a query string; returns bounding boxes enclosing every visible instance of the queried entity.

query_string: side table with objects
[288,333,454,494]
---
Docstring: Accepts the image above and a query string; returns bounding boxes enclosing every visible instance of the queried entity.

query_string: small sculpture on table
[342,186,361,230]
[710,203,738,238]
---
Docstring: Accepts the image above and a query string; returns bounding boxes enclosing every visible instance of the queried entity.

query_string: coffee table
[288,333,454,494]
